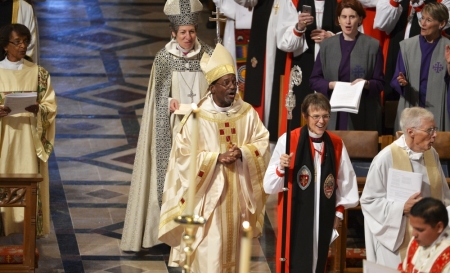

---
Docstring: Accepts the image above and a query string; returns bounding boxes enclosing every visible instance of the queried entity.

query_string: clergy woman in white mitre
[120,0,213,252]
[0,24,56,237]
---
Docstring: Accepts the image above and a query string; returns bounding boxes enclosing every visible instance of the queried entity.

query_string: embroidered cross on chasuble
[219,121,238,149]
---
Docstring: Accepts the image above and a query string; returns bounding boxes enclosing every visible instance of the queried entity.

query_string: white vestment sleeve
[18,1,37,62]
[234,0,257,7]
[360,149,407,252]
[213,0,238,63]
[263,133,287,194]
[335,143,359,209]
[373,0,403,34]
[276,1,308,57]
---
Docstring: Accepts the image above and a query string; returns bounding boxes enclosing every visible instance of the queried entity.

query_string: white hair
[399,107,434,134]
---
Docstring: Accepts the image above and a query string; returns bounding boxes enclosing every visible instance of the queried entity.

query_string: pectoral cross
[209,8,227,45]
[273,2,280,15]
[187,91,196,103]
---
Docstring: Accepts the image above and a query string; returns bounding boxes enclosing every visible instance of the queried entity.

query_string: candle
[186,103,199,216]
[239,221,253,273]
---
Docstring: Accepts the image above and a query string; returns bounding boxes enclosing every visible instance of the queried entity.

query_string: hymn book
[4,92,37,115]
[330,81,365,114]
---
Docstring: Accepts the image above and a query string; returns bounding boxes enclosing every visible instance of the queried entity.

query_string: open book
[4,92,37,115]
[330,81,365,114]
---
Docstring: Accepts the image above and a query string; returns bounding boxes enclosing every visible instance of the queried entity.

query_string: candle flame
[242,221,250,229]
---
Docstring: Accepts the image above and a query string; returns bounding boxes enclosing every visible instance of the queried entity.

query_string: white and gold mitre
[200,43,236,85]
[163,0,203,26]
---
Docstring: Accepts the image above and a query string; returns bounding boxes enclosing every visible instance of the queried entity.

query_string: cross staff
[280,65,302,273]
[209,7,227,45]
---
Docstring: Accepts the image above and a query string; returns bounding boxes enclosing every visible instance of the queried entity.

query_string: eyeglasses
[419,16,437,25]
[413,127,438,135]
[215,79,237,89]
[8,40,30,47]
[308,114,331,121]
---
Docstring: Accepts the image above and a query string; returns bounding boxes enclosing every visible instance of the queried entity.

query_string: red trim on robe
[389,0,400,7]
[276,166,285,177]
[276,128,343,273]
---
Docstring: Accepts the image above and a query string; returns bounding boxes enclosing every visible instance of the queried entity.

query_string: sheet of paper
[235,5,253,29]
[330,229,339,245]
[330,81,365,113]
[3,92,37,115]
[173,103,193,115]
[363,260,400,273]
[386,168,422,203]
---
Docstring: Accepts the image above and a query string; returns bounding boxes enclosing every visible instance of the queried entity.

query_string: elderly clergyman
[361,107,450,269]
[158,43,270,272]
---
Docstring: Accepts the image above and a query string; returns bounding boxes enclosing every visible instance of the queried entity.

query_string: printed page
[363,260,401,273]
[386,168,422,203]
[4,92,37,115]
[330,81,365,113]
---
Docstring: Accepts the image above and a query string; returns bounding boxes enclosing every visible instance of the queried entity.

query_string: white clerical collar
[394,135,423,161]
[308,129,323,138]
[166,38,201,58]
[212,98,232,112]
[0,58,24,70]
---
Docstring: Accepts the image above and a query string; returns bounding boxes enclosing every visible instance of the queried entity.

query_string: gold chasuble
[0,60,57,237]
[390,143,441,259]
[159,94,270,273]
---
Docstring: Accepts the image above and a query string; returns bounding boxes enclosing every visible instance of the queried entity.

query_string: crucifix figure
[209,7,227,45]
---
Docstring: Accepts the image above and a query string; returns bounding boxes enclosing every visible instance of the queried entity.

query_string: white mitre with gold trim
[163,0,203,26]
[200,43,236,85]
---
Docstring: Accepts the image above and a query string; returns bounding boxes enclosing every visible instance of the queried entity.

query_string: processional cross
[209,8,227,44]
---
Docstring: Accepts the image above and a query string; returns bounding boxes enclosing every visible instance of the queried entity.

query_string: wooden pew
[330,131,379,273]
[0,174,42,273]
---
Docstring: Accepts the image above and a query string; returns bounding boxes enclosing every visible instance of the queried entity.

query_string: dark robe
[276,127,343,273]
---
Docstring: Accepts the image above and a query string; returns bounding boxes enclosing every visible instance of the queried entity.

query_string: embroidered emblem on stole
[297,166,311,190]
[351,65,366,78]
[433,62,444,73]
[323,174,335,199]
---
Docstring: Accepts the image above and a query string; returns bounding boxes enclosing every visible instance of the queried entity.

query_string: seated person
[399,197,450,273]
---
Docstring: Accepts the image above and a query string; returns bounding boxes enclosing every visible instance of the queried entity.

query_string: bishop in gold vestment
[158,44,270,273]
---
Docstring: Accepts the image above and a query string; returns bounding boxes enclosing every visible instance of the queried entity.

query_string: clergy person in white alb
[264,93,359,273]
[158,43,270,273]
[361,107,450,269]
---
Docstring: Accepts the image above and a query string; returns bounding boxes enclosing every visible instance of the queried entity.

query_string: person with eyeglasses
[159,43,270,272]
[263,92,359,273]
[0,23,56,238]
[0,0,39,63]
[391,2,450,132]
[361,107,450,269]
